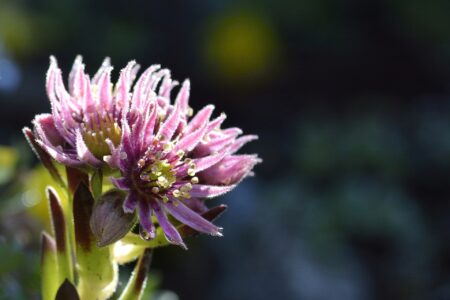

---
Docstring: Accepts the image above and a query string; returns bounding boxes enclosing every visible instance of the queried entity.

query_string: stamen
[172,189,181,198]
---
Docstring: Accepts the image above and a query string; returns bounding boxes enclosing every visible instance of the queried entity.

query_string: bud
[90,189,136,247]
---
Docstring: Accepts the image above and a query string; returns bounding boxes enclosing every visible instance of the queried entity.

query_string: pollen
[140,158,176,192]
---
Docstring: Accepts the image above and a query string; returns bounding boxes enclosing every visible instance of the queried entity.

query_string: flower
[110,64,261,248]
[29,56,260,248]
[31,56,167,168]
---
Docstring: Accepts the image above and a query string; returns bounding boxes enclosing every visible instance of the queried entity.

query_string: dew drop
[139,226,153,241]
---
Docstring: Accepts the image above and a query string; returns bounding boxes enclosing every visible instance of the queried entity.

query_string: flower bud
[90,189,136,247]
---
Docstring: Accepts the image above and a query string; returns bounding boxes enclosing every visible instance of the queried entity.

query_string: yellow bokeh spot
[204,11,280,82]
[24,165,67,232]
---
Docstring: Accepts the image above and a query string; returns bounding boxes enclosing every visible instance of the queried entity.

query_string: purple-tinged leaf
[66,166,89,195]
[73,182,94,251]
[46,187,73,283]
[90,189,136,247]
[23,127,65,187]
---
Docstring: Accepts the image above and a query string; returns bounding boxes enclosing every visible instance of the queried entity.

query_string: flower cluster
[30,56,260,248]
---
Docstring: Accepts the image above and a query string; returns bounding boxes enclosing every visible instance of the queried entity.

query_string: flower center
[139,159,176,191]
[81,113,122,158]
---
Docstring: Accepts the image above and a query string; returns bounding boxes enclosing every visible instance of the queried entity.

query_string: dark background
[1,0,450,299]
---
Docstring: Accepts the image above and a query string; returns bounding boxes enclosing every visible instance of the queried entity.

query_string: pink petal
[158,103,181,141]
[174,79,190,115]
[189,184,237,198]
[164,200,222,236]
[228,135,258,154]
[186,105,214,134]
[151,201,186,249]
[75,130,102,167]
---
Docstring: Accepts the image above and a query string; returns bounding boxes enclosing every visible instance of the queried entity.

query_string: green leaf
[41,232,59,300]
[91,169,103,199]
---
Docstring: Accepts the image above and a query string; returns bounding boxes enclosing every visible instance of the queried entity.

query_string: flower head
[28,56,260,249]
[110,65,261,248]
[32,56,147,168]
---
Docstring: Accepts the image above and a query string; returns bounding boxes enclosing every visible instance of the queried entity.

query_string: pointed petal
[229,135,258,154]
[158,103,181,141]
[165,200,222,236]
[123,191,139,213]
[199,155,261,185]
[138,201,155,239]
[186,105,214,133]
[174,79,190,115]
[96,65,113,110]
[175,122,208,152]
[110,177,131,190]
[75,130,102,167]
[92,57,111,84]
[36,140,82,167]
[190,184,236,198]
[151,201,186,248]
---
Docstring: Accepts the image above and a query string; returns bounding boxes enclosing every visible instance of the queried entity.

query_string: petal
[189,184,236,198]
[75,130,102,167]
[138,201,155,239]
[36,140,82,167]
[183,198,208,213]
[123,191,139,213]
[228,135,258,154]
[165,200,222,236]
[175,122,208,152]
[119,119,135,167]
[174,79,190,115]
[96,64,113,110]
[104,139,120,168]
[151,201,186,249]
[131,64,161,110]
[199,155,261,185]
[92,57,111,84]
[33,114,64,146]
[159,73,179,99]
[186,105,214,134]
[157,103,181,141]
[110,177,131,190]
[68,55,84,96]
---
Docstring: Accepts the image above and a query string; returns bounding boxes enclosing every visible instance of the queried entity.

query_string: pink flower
[110,65,260,248]
[28,56,260,248]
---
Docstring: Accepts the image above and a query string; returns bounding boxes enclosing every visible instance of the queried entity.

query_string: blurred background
[1,0,450,299]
